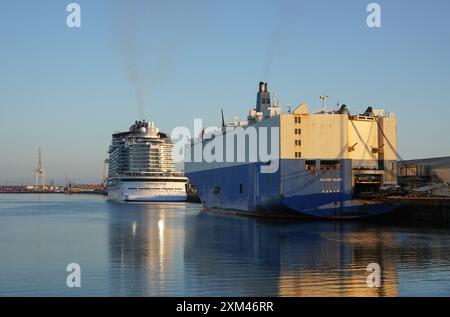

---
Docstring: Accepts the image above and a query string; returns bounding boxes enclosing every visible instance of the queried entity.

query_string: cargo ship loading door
[354,173,382,196]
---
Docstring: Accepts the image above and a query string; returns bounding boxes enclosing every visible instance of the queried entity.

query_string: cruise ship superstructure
[107,120,187,202]
[185,83,399,218]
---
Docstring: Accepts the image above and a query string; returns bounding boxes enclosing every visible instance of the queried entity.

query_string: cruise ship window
[239,184,243,194]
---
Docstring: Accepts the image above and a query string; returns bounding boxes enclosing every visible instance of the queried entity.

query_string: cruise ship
[107,120,187,202]
[184,83,400,219]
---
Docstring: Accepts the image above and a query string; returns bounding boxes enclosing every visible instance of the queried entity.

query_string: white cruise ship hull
[107,177,187,202]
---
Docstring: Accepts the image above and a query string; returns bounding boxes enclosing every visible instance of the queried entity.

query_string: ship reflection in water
[107,202,186,296]
[0,195,449,296]
[106,201,450,297]
[182,214,399,297]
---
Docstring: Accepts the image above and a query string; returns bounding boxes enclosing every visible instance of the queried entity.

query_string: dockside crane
[34,147,46,191]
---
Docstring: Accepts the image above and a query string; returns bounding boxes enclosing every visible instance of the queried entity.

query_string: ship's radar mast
[320,95,329,112]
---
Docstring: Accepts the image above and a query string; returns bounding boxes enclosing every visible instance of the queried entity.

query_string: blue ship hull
[185,159,399,219]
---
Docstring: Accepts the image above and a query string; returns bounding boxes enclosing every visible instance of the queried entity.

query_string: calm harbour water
[0,194,449,297]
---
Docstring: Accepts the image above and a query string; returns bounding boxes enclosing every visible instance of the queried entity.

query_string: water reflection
[183,214,401,296]
[105,202,450,296]
[107,202,187,296]
[1,195,448,296]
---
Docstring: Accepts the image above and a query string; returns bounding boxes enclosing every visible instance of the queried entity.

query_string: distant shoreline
[0,191,107,195]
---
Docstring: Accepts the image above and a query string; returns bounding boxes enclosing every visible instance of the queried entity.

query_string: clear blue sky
[0,0,449,184]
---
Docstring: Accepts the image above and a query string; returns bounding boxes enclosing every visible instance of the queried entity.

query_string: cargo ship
[107,120,187,202]
[184,83,400,218]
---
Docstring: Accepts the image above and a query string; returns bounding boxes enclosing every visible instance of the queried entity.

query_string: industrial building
[398,157,450,196]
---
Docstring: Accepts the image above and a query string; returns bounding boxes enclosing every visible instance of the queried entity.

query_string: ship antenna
[285,104,292,114]
[320,95,329,113]
[221,109,225,128]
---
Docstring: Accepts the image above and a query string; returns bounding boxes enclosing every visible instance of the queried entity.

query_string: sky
[0,0,449,184]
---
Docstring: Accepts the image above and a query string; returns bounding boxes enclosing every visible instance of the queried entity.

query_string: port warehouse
[186,98,399,216]
[380,156,450,223]
[398,157,450,189]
